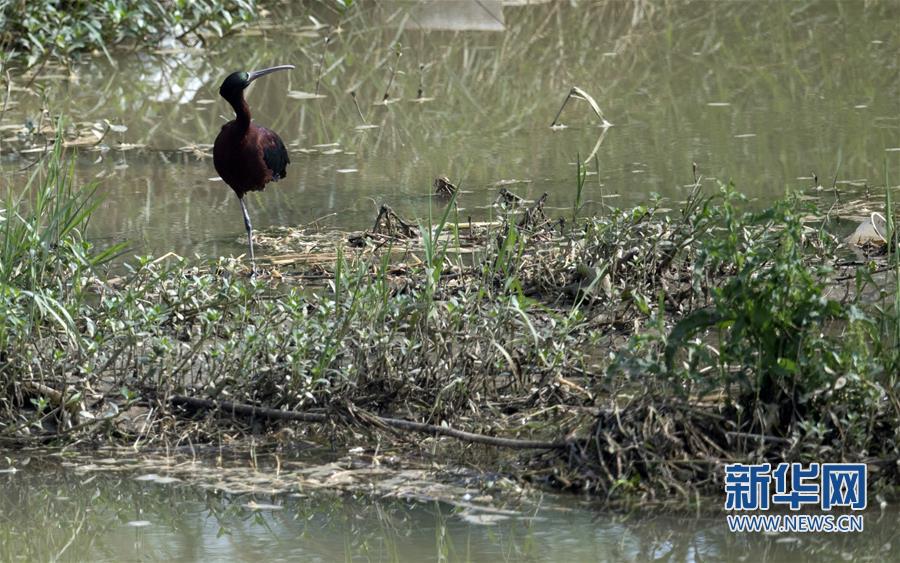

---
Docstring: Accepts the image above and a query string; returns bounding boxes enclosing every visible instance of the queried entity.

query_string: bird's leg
[238,196,257,275]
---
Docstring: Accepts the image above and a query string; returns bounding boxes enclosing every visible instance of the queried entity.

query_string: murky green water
[0,455,895,562]
[1,3,899,558]
[2,0,898,258]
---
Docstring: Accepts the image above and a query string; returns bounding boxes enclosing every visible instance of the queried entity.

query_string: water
[0,455,894,562]
[1,3,899,558]
[1,1,897,258]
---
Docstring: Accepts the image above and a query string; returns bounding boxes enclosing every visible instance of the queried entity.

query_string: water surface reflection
[1,458,896,562]
[1,0,897,259]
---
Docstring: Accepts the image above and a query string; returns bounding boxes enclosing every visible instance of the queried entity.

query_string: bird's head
[219,65,295,103]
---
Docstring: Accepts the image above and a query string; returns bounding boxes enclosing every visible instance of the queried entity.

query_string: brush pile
[3,137,900,503]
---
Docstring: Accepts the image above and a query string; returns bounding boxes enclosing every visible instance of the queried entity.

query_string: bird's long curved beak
[247,65,295,83]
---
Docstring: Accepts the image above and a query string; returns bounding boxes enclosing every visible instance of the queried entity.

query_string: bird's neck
[228,94,252,130]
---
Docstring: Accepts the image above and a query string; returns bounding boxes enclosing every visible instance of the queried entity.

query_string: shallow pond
[1,0,898,258]
[1,3,899,559]
[1,453,895,562]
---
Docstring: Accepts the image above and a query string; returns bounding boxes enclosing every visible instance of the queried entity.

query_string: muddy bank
[3,135,900,505]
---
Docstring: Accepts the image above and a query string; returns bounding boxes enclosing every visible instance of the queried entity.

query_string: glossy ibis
[213,65,294,271]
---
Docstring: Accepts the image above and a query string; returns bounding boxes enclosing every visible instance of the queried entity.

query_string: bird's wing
[260,128,290,181]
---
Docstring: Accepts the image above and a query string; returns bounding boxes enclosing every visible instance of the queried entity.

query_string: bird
[213,65,294,272]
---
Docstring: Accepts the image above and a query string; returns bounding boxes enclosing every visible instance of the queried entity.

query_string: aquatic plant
[0,0,259,68]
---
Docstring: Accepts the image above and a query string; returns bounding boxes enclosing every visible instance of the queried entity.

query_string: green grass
[1,120,124,352]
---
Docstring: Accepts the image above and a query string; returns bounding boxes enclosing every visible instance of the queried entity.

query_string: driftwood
[169,395,567,450]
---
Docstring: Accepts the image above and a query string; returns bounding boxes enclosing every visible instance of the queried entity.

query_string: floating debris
[0,117,147,157]
[845,212,887,247]
[286,90,327,100]
[177,144,212,158]
[457,511,512,526]
[371,204,418,239]
[433,176,457,198]
[491,179,532,187]
[243,502,284,511]
[495,187,525,207]
[144,474,180,485]
[105,121,128,134]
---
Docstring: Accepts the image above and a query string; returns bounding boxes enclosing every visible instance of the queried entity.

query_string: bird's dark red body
[213,96,289,198]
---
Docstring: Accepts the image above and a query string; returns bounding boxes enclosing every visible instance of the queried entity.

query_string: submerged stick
[417,63,426,99]
[169,395,567,450]
[350,91,367,124]
[314,36,331,96]
[382,47,402,101]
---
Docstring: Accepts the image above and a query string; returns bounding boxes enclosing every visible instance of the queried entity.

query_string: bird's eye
[241,72,250,82]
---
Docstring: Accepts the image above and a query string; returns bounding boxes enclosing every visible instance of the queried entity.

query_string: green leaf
[664,308,724,370]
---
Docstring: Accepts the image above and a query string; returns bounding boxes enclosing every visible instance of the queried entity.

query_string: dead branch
[372,204,418,238]
[169,395,567,450]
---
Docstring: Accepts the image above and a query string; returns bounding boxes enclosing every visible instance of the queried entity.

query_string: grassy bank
[2,131,899,504]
